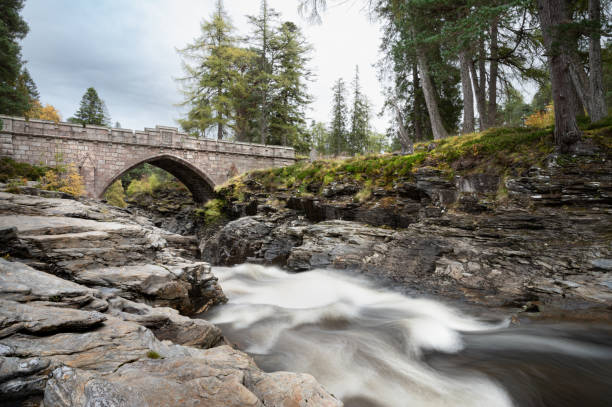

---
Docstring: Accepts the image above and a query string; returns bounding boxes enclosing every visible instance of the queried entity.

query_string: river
[204,264,612,407]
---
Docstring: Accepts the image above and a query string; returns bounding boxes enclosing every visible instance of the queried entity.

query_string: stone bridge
[0,115,295,202]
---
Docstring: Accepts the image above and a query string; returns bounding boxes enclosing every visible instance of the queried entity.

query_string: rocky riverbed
[0,190,341,406]
[202,154,612,319]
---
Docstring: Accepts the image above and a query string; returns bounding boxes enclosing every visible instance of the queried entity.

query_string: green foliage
[0,0,38,116]
[330,78,348,155]
[348,66,371,155]
[120,164,174,189]
[501,87,531,127]
[217,119,612,203]
[126,174,162,197]
[68,87,110,126]
[104,180,127,208]
[0,157,47,182]
[178,0,313,150]
[195,198,226,225]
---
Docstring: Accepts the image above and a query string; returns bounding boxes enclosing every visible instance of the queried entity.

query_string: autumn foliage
[26,100,62,123]
[40,163,84,197]
[524,103,554,128]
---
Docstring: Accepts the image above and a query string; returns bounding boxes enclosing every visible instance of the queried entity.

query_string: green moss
[146,350,161,359]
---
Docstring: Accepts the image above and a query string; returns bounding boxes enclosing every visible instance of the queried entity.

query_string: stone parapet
[0,115,295,160]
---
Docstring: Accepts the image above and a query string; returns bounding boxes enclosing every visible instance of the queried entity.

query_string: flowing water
[204,264,612,407]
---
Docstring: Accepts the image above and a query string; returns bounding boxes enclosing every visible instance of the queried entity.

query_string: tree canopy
[69,87,111,127]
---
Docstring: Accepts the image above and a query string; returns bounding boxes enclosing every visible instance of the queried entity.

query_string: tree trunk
[588,0,607,122]
[537,0,581,153]
[394,104,413,154]
[470,38,488,131]
[487,16,499,128]
[412,62,424,141]
[478,35,488,129]
[459,50,475,134]
[568,51,592,116]
[415,45,448,140]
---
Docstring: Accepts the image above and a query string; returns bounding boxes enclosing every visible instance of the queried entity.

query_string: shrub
[104,180,127,208]
[0,157,47,182]
[525,103,554,128]
[126,174,162,197]
[200,199,226,225]
[39,163,84,197]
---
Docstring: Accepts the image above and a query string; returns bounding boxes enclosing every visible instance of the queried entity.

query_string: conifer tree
[330,78,348,156]
[178,0,238,139]
[348,66,370,155]
[248,0,280,144]
[268,21,313,151]
[69,87,110,126]
[0,0,38,116]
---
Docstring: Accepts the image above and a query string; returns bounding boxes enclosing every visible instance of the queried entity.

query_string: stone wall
[0,115,295,201]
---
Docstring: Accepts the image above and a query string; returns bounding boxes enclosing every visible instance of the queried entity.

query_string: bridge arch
[100,154,217,203]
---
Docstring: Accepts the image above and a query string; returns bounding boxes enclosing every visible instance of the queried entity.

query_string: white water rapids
[204,264,612,407]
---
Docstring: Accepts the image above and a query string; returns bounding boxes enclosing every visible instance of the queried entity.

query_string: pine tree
[69,87,110,126]
[330,78,348,156]
[248,0,280,144]
[268,21,313,151]
[0,0,38,116]
[348,66,370,155]
[177,0,239,139]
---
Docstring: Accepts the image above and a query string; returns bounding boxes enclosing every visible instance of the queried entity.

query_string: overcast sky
[21,0,388,134]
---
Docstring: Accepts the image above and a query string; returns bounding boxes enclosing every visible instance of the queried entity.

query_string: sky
[21,0,388,134]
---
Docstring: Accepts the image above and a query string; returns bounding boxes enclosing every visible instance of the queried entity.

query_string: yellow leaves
[40,163,84,197]
[26,100,62,123]
[525,103,554,128]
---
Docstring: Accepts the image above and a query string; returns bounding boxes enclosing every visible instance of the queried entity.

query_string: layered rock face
[202,158,612,313]
[0,191,341,406]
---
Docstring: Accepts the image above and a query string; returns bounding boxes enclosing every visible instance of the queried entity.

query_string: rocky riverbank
[0,190,341,406]
[200,133,612,319]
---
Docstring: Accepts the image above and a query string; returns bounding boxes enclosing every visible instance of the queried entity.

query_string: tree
[501,86,530,127]
[309,120,330,155]
[177,0,239,139]
[267,21,313,150]
[26,100,61,122]
[0,0,38,116]
[248,0,281,144]
[69,87,111,126]
[537,0,581,152]
[348,66,371,154]
[329,78,348,155]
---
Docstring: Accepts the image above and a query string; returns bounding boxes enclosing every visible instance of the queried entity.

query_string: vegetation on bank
[0,157,85,197]
[217,119,612,203]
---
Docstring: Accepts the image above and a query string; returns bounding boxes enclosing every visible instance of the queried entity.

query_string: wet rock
[108,297,222,348]
[73,262,226,314]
